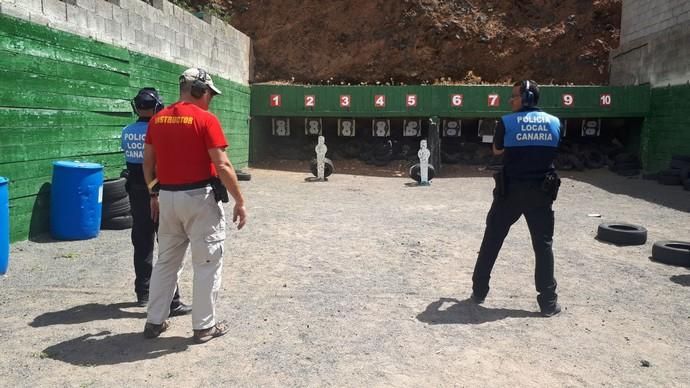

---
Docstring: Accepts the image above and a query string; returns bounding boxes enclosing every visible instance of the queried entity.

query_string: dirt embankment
[184,0,621,85]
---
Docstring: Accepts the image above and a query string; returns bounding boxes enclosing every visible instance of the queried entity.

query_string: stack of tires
[656,155,690,190]
[101,177,132,230]
[607,152,642,176]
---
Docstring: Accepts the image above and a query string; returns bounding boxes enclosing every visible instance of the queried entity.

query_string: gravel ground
[0,167,688,387]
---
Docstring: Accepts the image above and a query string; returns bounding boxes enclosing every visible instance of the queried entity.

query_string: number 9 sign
[562,94,574,107]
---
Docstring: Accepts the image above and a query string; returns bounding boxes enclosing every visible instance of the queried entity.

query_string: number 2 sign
[304,95,315,108]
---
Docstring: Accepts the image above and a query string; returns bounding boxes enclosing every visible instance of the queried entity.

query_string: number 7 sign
[488,94,500,107]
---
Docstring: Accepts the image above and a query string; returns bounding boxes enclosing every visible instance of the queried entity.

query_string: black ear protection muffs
[521,80,537,107]
[190,68,209,98]
[131,88,164,114]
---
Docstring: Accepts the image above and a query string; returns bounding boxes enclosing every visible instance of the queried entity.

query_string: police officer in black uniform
[121,88,191,316]
[470,80,562,317]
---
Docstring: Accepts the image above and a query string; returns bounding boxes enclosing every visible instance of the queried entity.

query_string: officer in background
[121,88,191,317]
[470,80,562,317]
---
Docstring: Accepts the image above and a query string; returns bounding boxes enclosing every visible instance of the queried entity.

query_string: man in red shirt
[142,67,247,344]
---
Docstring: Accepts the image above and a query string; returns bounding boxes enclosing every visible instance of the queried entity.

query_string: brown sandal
[193,320,229,344]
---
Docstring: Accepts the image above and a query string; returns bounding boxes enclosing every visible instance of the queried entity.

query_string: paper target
[372,119,390,137]
[403,120,422,137]
[442,119,462,137]
[304,118,323,136]
[272,118,290,136]
[581,119,601,137]
[338,119,356,137]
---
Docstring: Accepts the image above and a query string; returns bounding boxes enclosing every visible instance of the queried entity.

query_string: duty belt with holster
[158,177,229,203]
[493,168,560,201]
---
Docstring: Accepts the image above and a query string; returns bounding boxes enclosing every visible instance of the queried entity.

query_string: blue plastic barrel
[50,161,104,240]
[0,177,9,275]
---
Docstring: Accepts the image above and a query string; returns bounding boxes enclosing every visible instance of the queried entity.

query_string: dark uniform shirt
[494,107,561,182]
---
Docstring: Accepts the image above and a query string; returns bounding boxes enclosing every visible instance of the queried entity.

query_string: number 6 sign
[451,94,464,107]
[340,95,351,108]
[562,94,574,107]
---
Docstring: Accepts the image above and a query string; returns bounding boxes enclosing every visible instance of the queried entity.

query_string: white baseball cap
[179,67,222,95]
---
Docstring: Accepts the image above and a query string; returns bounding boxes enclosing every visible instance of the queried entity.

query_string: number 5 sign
[406,94,418,108]
[488,94,500,107]
[340,95,351,108]
[451,94,464,107]
[562,94,574,107]
[270,94,282,107]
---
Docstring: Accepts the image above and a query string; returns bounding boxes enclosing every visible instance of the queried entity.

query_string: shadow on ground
[43,331,189,366]
[30,303,145,327]
[416,297,539,325]
[563,170,690,213]
[670,274,690,287]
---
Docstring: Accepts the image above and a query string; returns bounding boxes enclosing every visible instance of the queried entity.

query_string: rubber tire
[584,150,606,169]
[614,153,638,164]
[658,174,682,186]
[409,163,436,182]
[103,177,127,202]
[568,154,585,171]
[309,158,334,178]
[101,215,133,230]
[651,241,690,267]
[235,170,252,181]
[611,161,641,171]
[615,169,640,177]
[684,180,690,191]
[679,167,690,185]
[102,196,131,219]
[669,159,690,170]
[597,223,647,246]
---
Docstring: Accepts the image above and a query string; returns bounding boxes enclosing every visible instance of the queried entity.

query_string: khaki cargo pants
[146,186,226,330]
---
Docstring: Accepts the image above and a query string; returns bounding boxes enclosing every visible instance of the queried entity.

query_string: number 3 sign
[340,95,351,108]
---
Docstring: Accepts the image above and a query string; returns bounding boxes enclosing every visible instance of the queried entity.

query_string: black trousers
[128,182,181,306]
[472,181,558,309]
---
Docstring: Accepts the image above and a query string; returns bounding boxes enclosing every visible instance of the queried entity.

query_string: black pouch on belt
[493,168,506,198]
[209,176,229,203]
[541,171,561,201]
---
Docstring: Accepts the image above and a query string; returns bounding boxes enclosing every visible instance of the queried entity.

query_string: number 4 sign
[374,95,386,108]
[270,94,282,107]
[488,94,500,107]
[600,94,612,107]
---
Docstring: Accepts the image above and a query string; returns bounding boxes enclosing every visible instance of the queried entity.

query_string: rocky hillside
[179,0,621,85]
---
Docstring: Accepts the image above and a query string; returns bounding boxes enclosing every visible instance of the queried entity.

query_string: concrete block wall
[0,0,251,85]
[611,0,690,87]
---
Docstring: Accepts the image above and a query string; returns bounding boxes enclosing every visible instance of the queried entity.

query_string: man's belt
[159,179,212,191]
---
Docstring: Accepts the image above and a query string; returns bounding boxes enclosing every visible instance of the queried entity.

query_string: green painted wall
[640,84,690,172]
[0,14,250,243]
[251,84,650,118]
